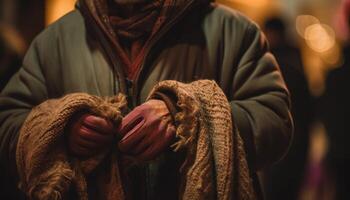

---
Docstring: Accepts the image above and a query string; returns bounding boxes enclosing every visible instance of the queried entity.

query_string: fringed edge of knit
[147,81,200,151]
[16,93,127,200]
[26,161,74,200]
[90,94,127,125]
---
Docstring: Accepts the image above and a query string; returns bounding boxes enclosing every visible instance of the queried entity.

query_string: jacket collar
[77,0,210,44]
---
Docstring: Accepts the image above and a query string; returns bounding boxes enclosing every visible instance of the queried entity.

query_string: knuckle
[87,116,102,126]
[134,106,145,114]
[79,114,91,123]
[83,115,105,127]
[78,127,90,136]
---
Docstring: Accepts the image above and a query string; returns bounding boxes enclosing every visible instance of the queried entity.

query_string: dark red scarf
[82,0,200,80]
[108,0,165,79]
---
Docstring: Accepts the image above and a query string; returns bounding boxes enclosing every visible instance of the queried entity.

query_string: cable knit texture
[16,93,127,200]
[148,80,256,200]
[16,80,256,199]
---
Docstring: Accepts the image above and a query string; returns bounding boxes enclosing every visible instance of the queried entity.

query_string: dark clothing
[319,44,350,200]
[321,45,350,159]
[0,33,23,199]
[107,0,165,79]
[0,2,292,199]
[263,45,313,200]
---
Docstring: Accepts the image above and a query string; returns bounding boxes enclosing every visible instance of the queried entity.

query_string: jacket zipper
[79,1,127,96]
[79,1,198,199]
[130,0,196,106]
[127,2,196,199]
[80,0,196,108]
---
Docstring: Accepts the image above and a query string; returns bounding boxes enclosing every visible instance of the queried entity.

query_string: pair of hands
[67,100,176,161]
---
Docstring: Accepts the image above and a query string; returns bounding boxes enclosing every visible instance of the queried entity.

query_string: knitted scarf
[82,0,193,80]
[16,94,127,200]
[108,0,164,79]
[16,80,256,200]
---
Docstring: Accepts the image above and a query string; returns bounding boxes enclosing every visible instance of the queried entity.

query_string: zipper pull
[126,78,135,108]
[126,78,133,89]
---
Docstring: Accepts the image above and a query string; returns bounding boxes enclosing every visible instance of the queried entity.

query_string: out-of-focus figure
[320,47,350,200]
[319,1,350,199]
[0,23,25,91]
[0,23,26,199]
[262,16,314,200]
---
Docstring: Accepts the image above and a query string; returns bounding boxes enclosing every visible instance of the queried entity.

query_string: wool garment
[16,80,256,200]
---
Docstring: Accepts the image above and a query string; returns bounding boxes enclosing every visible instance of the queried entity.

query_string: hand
[67,113,115,158]
[118,100,176,161]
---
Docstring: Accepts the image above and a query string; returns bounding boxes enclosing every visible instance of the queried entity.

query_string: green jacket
[0,2,293,199]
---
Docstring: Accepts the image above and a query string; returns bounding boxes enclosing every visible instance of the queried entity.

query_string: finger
[165,125,176,143]
[118,120,146,153]
[79,125,113,143]
[136,124,176,161]
[129,121,167,155]
[82,115,114,135]
[118,112,144,137]
[149,122,176,149]
[145,100,169,116]
[75,135,104,149]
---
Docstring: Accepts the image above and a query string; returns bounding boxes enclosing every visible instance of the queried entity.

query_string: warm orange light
[309,122,328,163]
[321,43,342,67]
[304,24,336,53]
[296,15,320,37]
[226,0,269,7]
[46,0,76,26]
[0,24,26,55]
[217,0,281,25]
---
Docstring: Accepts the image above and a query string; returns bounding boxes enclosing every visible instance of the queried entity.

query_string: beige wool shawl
[16,80,256,200]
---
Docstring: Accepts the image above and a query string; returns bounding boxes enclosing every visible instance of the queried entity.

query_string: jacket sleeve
[0,38,48,178]
[229,24,293,170]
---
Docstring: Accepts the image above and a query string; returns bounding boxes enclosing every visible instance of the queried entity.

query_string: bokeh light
[304,23,336,53]
[296,15,320,38]
[46,0,75,25]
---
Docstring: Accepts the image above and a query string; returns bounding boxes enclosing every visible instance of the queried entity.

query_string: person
[262,17,314,200]
[0,23,25,199]
[317,1,350,199]
[320,46,350,200]
[319,3,350,198]
[0,0,293,199]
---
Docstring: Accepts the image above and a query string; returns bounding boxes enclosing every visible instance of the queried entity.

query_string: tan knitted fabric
[16,93,127,200]
[148,80,256,200]
[16,80,256,200]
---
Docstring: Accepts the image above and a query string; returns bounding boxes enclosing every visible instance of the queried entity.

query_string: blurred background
[0,0,348,199]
